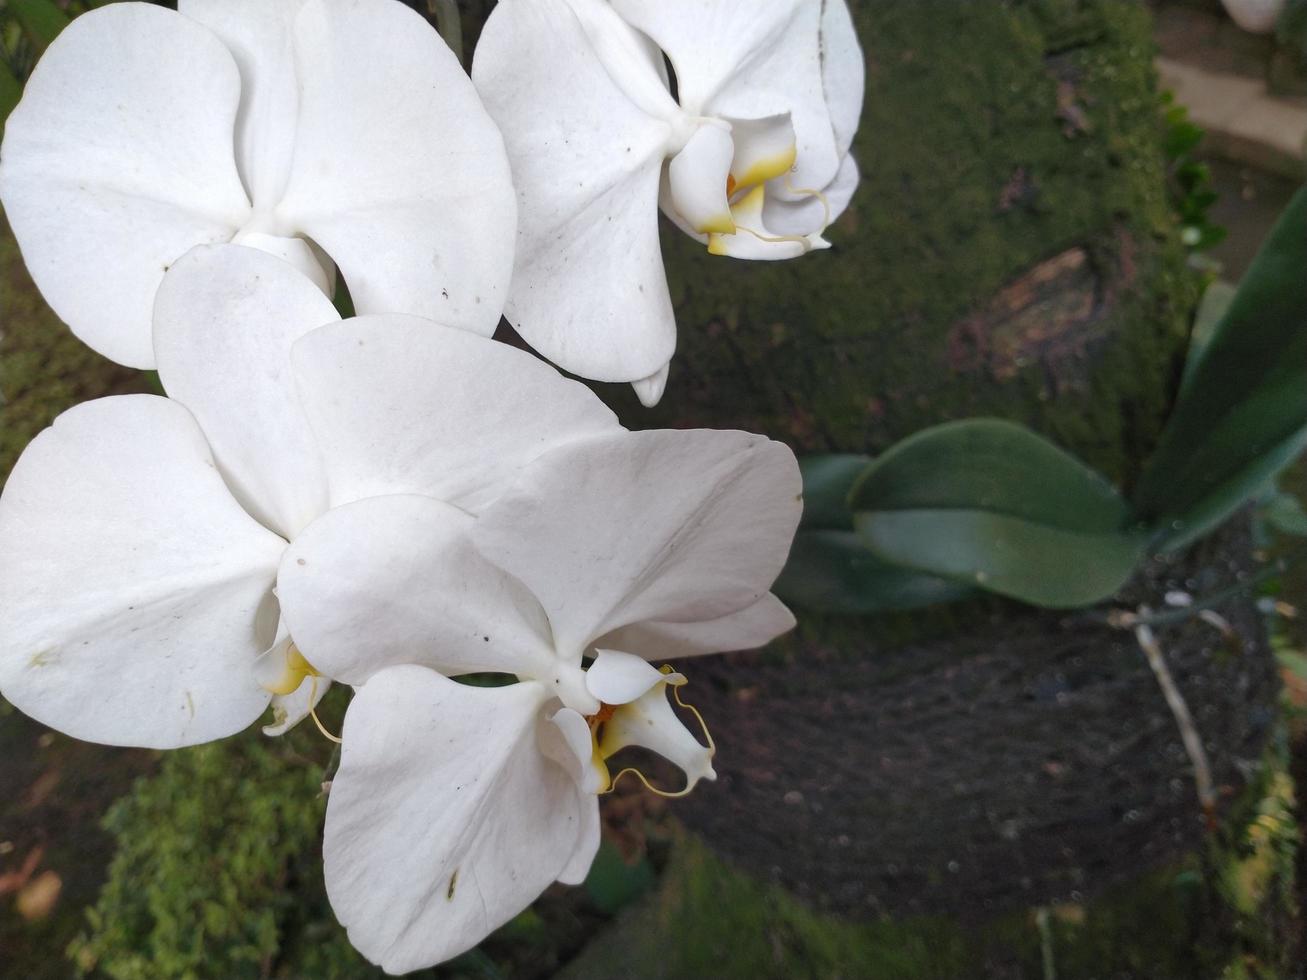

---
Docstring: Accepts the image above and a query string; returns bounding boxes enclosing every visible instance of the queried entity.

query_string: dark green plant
[779,188,1307,610]
[1161,92,1226,254]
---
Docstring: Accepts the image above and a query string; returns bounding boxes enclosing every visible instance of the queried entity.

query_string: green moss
[67,727,332,980]
[0,216,147,484]
[618,0,1198,491]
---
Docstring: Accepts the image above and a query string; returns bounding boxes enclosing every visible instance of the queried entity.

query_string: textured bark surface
[593,0,1199,493]
[676,528,1278,920]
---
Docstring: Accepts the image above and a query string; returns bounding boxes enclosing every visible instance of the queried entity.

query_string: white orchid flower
[0,243,621,747]
[269,422,802,971]
[0,0,515,370]
[472,0,864,405]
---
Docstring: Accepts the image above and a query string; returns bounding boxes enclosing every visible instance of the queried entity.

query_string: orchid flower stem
[1035,907,1057,980]
[429,0,463,66]
[1134,615,1217,822]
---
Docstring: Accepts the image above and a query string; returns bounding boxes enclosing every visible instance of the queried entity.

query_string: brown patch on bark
[946,228,1138,392]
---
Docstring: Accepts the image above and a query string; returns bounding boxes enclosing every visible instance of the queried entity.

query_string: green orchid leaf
[1261,491,1307,538]
[797,453,871,531]
[849,419,1144,608]
[1178,278,1236,398]
[1136,187,1307,550]
[774,529,977,615]
[9,0,70,54]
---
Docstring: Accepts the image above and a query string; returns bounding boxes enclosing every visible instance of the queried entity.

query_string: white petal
[555,791,602,886]
[615,0,841,195]
[473,429,803,656]
[153,244,335,540]
[278,495,556,685]
[276,0,515,337]
[586,649,665,706]
[707,184,824,260]
[667,123,736,235]
[325,668,595,973]
[228,230,332,295]
[762,151,858,236]
[820,0,864,157]
[0,396,284,748]
[0,3,251,369]
[473,0,679,383]
[562,0,681,122]
[539,707,604,880]
[290,316,620,512]
[595,593,796,661]
[542,706,605,797]
[599,677,716,792]
[631,362,671,408]
[255,630,331,736]
[262,676,330,738]
[727,113,798,189]
[178,0,304,208]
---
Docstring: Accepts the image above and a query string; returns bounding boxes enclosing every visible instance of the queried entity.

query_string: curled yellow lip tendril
[591,665,715,800]
[709,174,833,254]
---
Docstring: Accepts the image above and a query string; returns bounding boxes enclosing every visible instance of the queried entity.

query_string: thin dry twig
[1134,615,1217,825]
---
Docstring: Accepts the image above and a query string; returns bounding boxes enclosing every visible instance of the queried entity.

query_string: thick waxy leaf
[774,529,976,614]
[849,419,1144,608]
[797,453,871,530]
[1261,491,1307,538]
[1136,188,1307,550]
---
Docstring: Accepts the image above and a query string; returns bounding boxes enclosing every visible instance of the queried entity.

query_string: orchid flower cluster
[0,0,861,972]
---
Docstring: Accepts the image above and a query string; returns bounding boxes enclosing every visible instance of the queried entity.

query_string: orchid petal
[154,244,335,540]
[599,675,716,792]
[0,396,284,748]
[762,151,858,236]
[707,184,826,260]
[473,429,803,656]
[615,0,840,195]
[595,593,796,660]
[254,630,330,736]
[228,230,332,295]
[820,0,864,157]
[0,3,251,369]
[631,363,671,408]
[177,0,304,208]
[586,649,666,705]
[263,676,330,738]
[278,495,555,685]
[667,123,736,235]
[540,707,605,879]
[276,0,514,337]
[325,668,595,973]
[727,113,797,190]
[290,316,620,511]
[555,789,602,885]
[473,0,678,384]
[562,0,681,122]
[543,706,605,796]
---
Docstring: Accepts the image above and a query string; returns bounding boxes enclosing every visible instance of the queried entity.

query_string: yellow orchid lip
[584,666,715,799]
[261,643,320,696]
[695,211,737,235]
[731,142,797,192]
